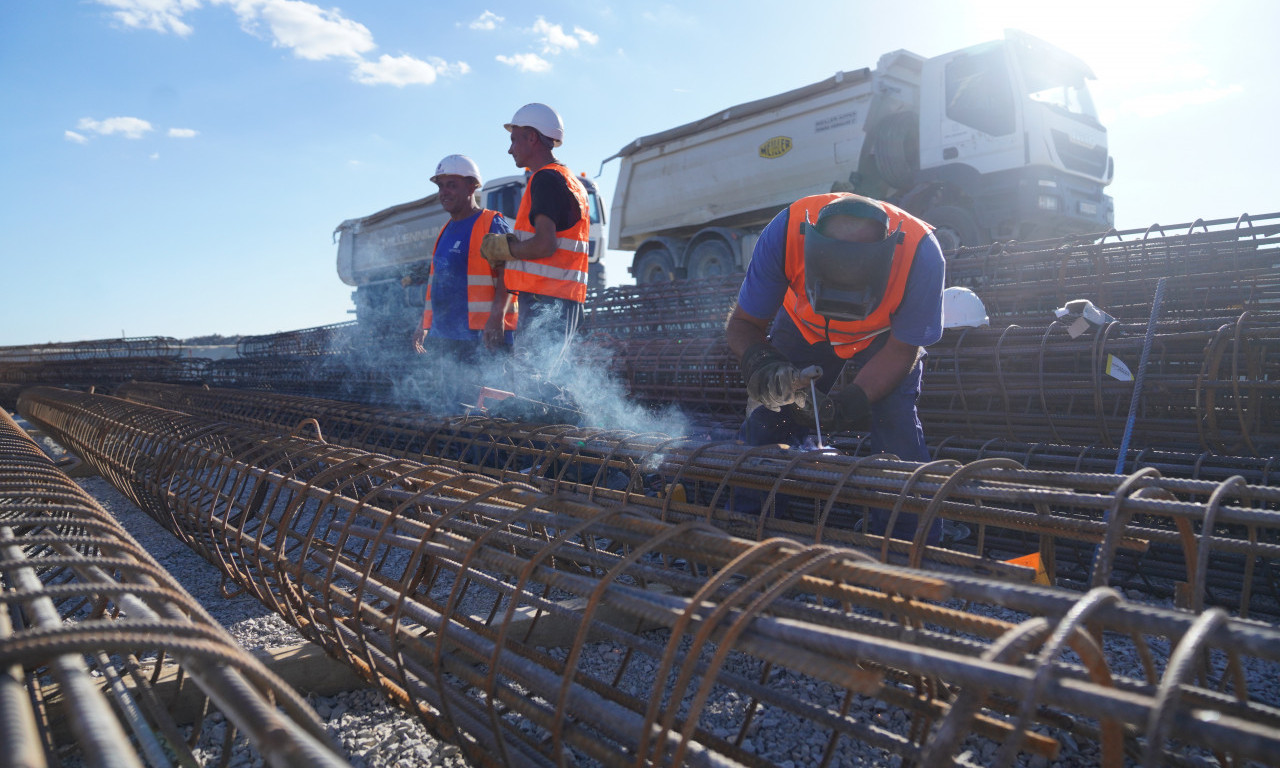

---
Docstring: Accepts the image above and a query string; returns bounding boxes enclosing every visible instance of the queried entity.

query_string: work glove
[480,233,518,266]
[741,343,804,411]
[826,383,871,433]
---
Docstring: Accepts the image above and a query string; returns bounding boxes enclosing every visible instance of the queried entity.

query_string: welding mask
[802,205,905,322]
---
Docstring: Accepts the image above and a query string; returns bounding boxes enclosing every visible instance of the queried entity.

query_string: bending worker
[412,155,517,406]
[726,192,945,542]
[480,103,590,372]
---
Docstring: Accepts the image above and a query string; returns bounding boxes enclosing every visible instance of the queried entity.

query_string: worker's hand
[412,328,427,355]
[480,233,518,266]
[400,274,414,287]
[741,343,804,411]
[827,383,871,432]
[482,315,505,351]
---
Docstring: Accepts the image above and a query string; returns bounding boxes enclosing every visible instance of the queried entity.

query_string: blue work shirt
[736,207,945,349]
[430,211,514,342]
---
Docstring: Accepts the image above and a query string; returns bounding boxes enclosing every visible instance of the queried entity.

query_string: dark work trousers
[738,310,940,545]
[514,292,583,376]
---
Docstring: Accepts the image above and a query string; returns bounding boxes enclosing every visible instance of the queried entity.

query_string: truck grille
[1052,129,1108,178]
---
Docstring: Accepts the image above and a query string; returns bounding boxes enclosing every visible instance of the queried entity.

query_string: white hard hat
[430,154,482,186]
[504,103,564,147]
[942,286,990,329]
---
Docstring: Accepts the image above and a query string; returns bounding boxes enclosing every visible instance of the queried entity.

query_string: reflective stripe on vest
[782,193,933,359]
[503,163,591,303]
[422,209,519,331]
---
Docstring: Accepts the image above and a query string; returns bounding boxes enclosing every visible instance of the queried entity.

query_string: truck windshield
[1015,45,1100,124]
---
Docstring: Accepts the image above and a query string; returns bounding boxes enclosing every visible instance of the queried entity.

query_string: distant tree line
[183,334,242,346]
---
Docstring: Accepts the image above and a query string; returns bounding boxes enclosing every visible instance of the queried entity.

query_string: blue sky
[1,1,1275,346]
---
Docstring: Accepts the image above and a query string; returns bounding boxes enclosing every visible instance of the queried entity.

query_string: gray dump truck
[606,30,1114,283]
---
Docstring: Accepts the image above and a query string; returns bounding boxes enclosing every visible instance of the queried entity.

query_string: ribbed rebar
[112,382,1280,619]
[0,407,348,767]
[17,386,1280,768]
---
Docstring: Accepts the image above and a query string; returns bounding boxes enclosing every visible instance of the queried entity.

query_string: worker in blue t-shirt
[412,155,517,359]
[725,193,945,543]
[408,155,516,413]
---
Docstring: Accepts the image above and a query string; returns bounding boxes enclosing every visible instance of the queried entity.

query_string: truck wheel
[923,206,982,252]
[588,261,607,292]
[873,111,920,190]
[687,239,735,280]
[634,248,676,284]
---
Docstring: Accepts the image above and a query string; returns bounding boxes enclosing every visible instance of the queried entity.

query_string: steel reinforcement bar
[0,337,185,364]
[111,382,1280,619]
[0,407,347,768]
[945,211,1280,323]
[17,386,1280,768]
[572,311,1280,457]
[236,321,361,359]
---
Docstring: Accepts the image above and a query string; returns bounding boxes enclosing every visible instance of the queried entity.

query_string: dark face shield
[802,221,905,322]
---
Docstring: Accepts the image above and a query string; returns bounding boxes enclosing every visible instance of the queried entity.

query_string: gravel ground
[24,423,1279,768]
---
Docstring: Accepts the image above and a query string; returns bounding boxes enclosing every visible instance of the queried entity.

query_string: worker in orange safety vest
[479,103,590,375]
[726,193,947,543]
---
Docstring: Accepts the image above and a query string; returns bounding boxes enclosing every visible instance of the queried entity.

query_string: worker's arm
[850,333,920,403]
[725,304,772,360]
[507,213,559,260]
[482,266,513,350]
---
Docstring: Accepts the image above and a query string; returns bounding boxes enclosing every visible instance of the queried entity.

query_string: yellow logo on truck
[758,136,792,159]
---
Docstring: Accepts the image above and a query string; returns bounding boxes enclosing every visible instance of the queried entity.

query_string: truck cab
[914,30,1114,248]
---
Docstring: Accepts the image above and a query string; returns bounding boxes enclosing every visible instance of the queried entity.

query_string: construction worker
[725,193,946,543]
[411,155,517,408]
[479,103,590,373]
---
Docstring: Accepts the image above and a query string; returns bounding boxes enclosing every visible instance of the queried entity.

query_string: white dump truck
[335,173,607,338]
[605,30,1114,283]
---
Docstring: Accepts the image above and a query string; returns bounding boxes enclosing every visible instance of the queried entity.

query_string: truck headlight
[1038,195,1060,212]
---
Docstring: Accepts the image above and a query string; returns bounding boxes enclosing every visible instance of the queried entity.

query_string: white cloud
[353,54,440,86]
[168,127,200,138]
[65,130,89,144]
[94,0,202,37]
[469,11,502,31]
[150,152,161,160]
[76,116,154,139]
[215,0,375,60]
[530,17,596,55]
[496,52,551,73]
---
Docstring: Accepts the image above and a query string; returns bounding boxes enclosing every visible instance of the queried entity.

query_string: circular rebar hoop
[1141,608,1231,768]
[1192,476,1248,613]
[991,587,1124,767]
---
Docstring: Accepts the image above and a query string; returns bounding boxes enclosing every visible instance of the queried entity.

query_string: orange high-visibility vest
[782,193,933,358]
[422,209,518,331]
[504,163,591,303]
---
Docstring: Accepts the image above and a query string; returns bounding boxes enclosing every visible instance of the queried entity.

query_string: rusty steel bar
[582,273,742,340]
[945,211,1280,323]
[237,321,360,358]
[112,382,1280,619]
[17,386,1280,768]
[0,337,185,364]
[570,311,1280,457]
[0,407,348,767]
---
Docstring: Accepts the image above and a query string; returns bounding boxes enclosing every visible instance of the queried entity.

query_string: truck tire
[634,247,676,284]
[588,261,607,291]
[687,238,735,280]
[873,111,920,191]
[923,206,982,253]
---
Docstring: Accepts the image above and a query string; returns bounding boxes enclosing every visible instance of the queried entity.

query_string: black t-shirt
[528,168,583,231]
